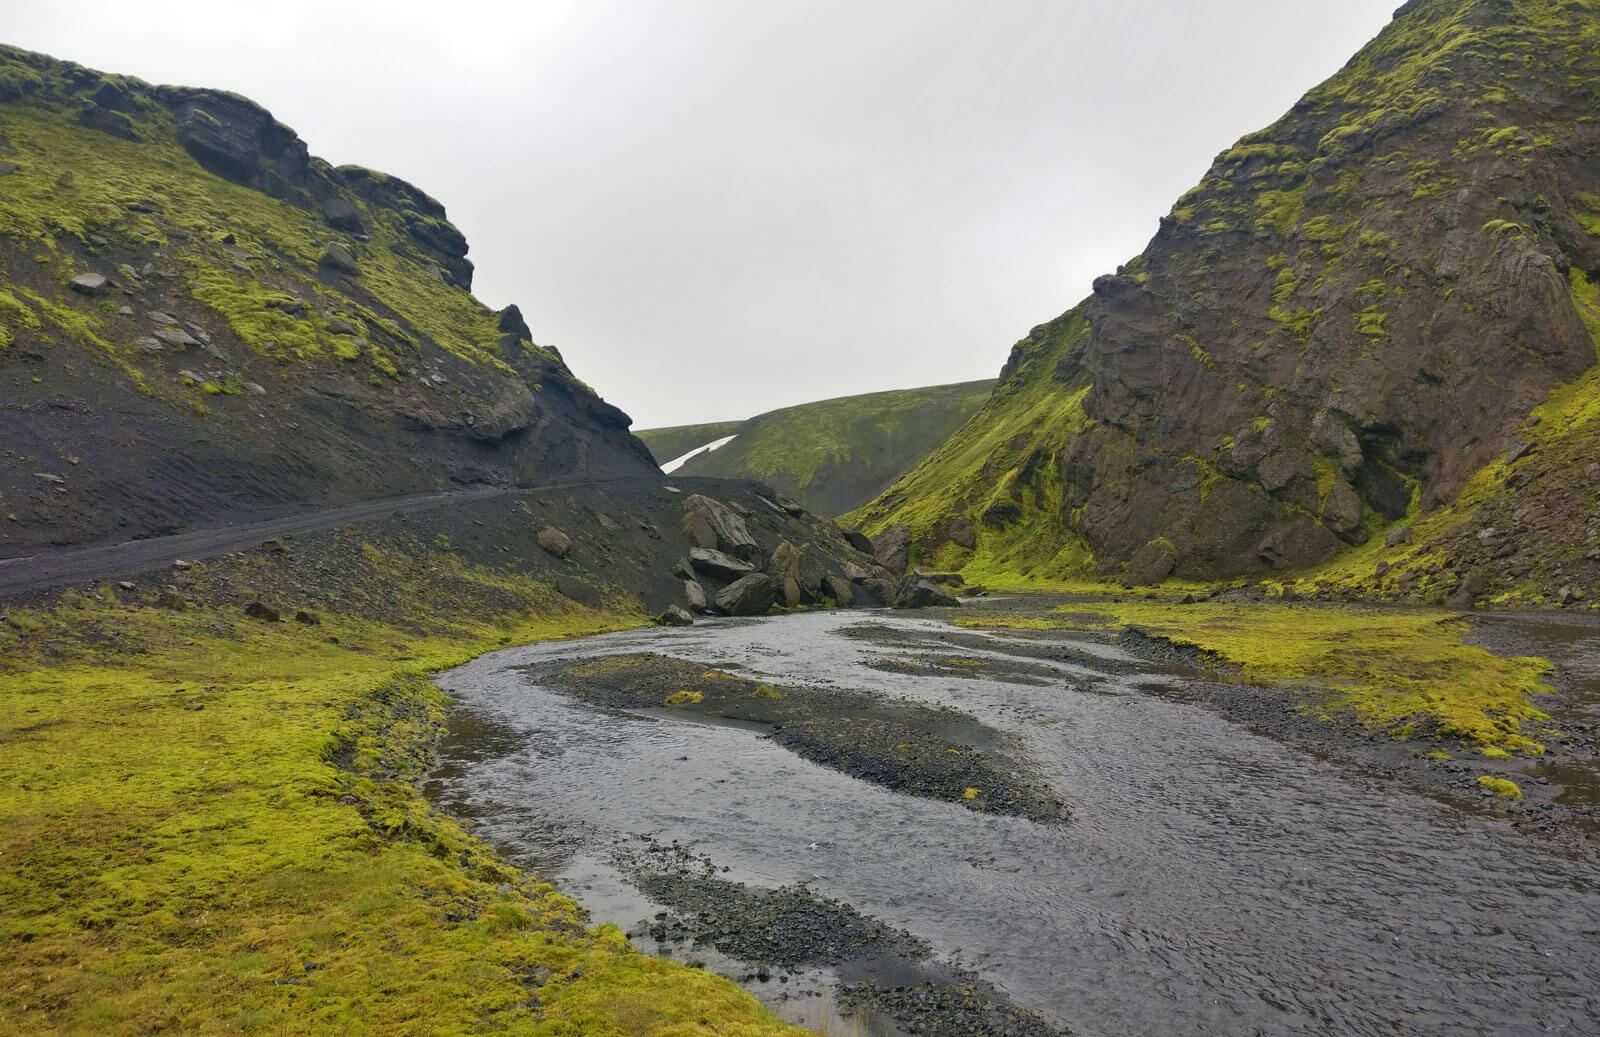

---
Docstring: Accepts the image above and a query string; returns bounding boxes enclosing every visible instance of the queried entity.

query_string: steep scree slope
[857,0,1600,595]
[0,46,654,556]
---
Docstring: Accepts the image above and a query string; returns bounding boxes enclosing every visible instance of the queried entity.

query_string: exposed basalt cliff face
[859,0,1600,592]
[0,46,654,554]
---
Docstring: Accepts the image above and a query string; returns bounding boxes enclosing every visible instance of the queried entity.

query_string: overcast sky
[6,1,1398,429]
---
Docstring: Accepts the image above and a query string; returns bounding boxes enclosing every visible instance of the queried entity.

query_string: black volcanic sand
[531,652,1068,824]
[615,839,1069,1037]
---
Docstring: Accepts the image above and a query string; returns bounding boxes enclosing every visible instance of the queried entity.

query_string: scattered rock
[326,316,359,336]
[873,524,911,573]
[1384,526,1414,548]
[294,610,320,625]
[822,573,854,605]
[68,273,109,293]
[1124,539,1178,587]
[768,541,803,607]
[153,328,199,348]
[173,559,193,570]
[842,529,875,554]
[116,581,136,592]
[1557,584,1585,606]
[714,573,778,617]
[537,526,572,559]
[683,494,762,563]
[244,601,280,622]
[322,195,366,233]
[655,604,695,627]
[260,538,286,554]
[894,577,960,609]
[154,591,186,610]
[319,242,360,276]
[690,547,756,581]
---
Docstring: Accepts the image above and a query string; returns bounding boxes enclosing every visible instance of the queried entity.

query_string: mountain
[856,0,1600,603]
[639,379,996,517]
[0,45,655,556]
[635,420,742,469]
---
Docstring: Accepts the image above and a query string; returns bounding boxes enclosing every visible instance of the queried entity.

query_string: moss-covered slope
[650,380,995,517]
[635,420,743,467]
[858,0,1600,599]
[0,45,653,556]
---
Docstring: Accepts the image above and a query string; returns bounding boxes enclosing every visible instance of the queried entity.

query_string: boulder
[822,573,854,606]
[683,494,761,563]
[843,562,872,583]
[319,242,360,276]
[69,273,108,293]
[243,601,280,622]
[655,604,695,627]
[768,540,803,607]
[1321,479,1366,538]
[873,524,911,573]
[153,328,199,348]
[945,515,977,550]
[684,580,708,612]
[322,195,365,233]
[1124,539,1178,587]
[537,525,572,559]
[863,577,900,604]
[894,577,960,609]
[671,557,696,581]
[714,574,777,617]
[326,316,359,336]
[689,547,755,581]
[294,610,320,625]
[1384,525,1414,548]
[842,528,874,554]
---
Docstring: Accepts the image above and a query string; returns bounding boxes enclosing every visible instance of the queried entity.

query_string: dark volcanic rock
[714,573,777,616]
[682,494,762,563]
[1123,539,1178,587]
[842,528,874,554]
[894,577,959,609]
[873,523,911,573]
[537,526,572,559]
[689,547,755,581]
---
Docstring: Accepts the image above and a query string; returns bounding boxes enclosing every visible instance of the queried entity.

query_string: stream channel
[426,606,1600,1035]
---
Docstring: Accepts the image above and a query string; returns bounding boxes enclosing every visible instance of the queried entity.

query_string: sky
[4,1,1400,429]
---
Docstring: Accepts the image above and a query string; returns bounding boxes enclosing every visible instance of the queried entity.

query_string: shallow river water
[428,609,1600,1035]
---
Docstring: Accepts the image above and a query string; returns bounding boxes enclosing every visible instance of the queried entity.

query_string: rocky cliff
[857,0,1600,601]
[0,46,654,554]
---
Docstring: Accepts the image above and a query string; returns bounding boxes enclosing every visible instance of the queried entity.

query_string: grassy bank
[0,560,803,1033]
[959,599,1555,759]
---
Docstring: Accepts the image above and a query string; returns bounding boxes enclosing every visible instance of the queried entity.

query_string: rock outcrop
[856,0,1600,594]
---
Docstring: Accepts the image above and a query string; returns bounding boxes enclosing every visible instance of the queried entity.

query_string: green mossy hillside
[650,380,995,517]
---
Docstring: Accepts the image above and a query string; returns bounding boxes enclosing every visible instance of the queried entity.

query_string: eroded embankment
[0,498,807,1034]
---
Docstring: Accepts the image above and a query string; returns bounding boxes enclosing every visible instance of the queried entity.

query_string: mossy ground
[0,559,801,1033]
[958,598,1555,758]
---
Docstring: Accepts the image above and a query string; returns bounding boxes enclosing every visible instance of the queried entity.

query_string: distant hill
[635,421,742,469]
[639,380,994,517]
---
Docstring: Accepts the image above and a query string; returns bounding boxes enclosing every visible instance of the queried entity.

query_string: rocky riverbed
[427,600,1600,1035]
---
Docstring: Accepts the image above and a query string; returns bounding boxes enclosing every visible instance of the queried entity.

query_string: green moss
[0,548,800,1035]
[1476,775,1523,799]
[1034,600,1553,755]
[1354,306,1389,340]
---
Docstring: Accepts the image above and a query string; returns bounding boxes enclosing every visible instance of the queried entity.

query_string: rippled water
[428,610,1600,1036]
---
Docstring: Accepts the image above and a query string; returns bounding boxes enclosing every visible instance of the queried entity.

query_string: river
[426,607,1600,1035]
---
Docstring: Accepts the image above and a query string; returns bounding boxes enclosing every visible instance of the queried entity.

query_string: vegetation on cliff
[858,0,1600,603]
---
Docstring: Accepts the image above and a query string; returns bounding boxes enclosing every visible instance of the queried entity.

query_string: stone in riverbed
[684,579,708,612]
[894,577,960,609]
[714,573,778,617]
[655,604,695,627]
